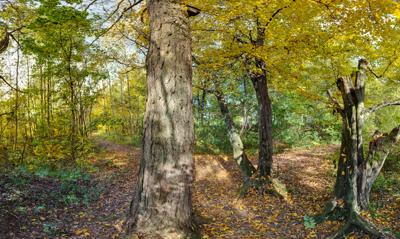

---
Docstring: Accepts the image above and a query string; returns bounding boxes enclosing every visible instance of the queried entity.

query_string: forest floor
[0,139,399,239]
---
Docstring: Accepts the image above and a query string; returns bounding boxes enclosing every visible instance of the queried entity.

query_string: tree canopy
[0,0,400,238]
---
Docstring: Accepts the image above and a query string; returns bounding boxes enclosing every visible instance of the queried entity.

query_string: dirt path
[194,147,399,238]
[194,146,339,238]
[1,142,398,238]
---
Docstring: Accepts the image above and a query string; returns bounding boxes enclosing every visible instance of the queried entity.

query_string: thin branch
[83,0,99,11]
[367,46,400,80]
[309,0,337,20]
[0,75,25,93]
[310,0,331,11]
[194,84,214,95]
[102,0,125,24]
[265,0,296,28]
[327,89,343,115]
[9,33,22,48]
[364,100,400,118]
[89,0,144,46]
[118,29,148,54]
[122,64,145,74]
[107,54,144,69]
[368,61,396,79]
[0,111,13,117]
[4,0,19,13]
[9,26,24,34]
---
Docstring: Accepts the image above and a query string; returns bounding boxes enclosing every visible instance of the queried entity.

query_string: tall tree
[310,59,400,239]
[126,1,199,238]
[191,0,301,179]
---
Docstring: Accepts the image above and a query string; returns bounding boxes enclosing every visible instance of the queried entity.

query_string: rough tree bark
[214,91,256,182]
[126,1,197,238]
[241,2,296,179]
[250,58,273,178]
[314,59,399,239]
[245,22,273,178]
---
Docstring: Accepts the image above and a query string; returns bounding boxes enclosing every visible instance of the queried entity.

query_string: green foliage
[194,89,341,154]
[384,146,400,172]
[195,119,232,154]
[372,173,400,194]
[272,92,341,147]
[303,215,316,229]
[1,165,103,206]
[96,131,142,147]
[91,69,146,148]
[371,147,400,195]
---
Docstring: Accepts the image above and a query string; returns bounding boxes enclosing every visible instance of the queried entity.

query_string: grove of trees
[1,0,400,238]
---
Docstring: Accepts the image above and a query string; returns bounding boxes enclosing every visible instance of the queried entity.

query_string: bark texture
[215,91,256,181]
[245,22,274,178]
[126,1,195,238]
[250,60,273,178]
[317,59,399,239]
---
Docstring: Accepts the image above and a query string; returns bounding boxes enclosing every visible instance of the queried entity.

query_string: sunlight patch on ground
[195,155,231,182]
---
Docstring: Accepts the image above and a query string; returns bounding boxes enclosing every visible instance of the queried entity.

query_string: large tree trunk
[215,91,256,182]
[333,126,347,199]
[250,58,273,178]
[126,1,195,238]
[333,60,391,211]
[316,59,398,239]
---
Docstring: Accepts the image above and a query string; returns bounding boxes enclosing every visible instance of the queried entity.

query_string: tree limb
[83,0,99,11]
[327,89,343,115]
[0,111,13,117]
[363,100,400,118]
[367,46,400,80]
[366,126,400,191]
[89,0,144,46]
[0,75,25,93]
[265,0,296,28]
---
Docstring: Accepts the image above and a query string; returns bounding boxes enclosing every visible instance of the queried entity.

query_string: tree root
[311,198,346,224]
[239,177,289,201]
[328,213,396,239]
[351,214,396,239]
[309,198,397,239]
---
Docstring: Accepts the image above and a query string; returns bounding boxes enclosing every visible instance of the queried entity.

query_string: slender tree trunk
[70,80,77,161]
[126,73,134,135]
[40,65,45,132]
[250,58,273,178]
[67,53,77,161]
[13,40,20,151]
[127,1,196,238]
[245,21,274,178]
[46,61,51,133]
[108,77,113,133]
[26,58,33,139]
[215,91,256,182]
